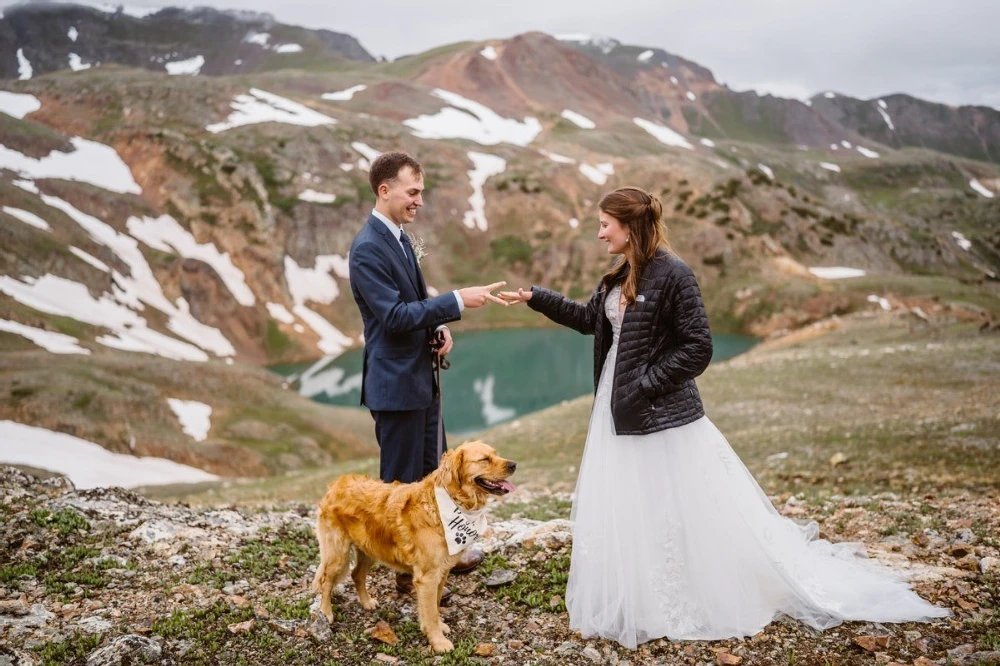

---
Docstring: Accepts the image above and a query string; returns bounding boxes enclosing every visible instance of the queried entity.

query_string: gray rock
[86,634,161,665]
[308,613,332,642]
[0,600,30,616]
[483,568,518,587]
[480,518,574,552]
[173,639,195,657]
[953,528,977,544]
[947,644,977,661]
[78,616,114,633]
[0,646,38,666]
[582,645,603,663]
[0,604,53,629]
[554,641,580,656]
[89,555,128,569]
[267,618,305,636]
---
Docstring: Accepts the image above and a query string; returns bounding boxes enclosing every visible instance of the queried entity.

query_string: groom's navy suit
[349,212,462,483]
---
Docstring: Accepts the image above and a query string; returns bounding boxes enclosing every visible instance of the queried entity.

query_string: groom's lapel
[368,215,421,295]
[413,256,428,299]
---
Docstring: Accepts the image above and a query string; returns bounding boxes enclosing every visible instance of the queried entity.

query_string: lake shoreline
[271,328,759,434]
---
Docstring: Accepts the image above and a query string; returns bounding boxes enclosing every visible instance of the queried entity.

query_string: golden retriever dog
[312,440,516,653]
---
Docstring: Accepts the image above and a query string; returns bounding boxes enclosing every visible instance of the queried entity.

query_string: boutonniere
[406,232,429,265]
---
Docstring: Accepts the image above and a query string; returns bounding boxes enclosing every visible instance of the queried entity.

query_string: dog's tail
[312,515,352,594]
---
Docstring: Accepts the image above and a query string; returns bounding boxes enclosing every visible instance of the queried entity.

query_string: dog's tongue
[498,480,516,493]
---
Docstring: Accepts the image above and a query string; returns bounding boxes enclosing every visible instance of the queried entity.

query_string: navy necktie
[400,233,415,268]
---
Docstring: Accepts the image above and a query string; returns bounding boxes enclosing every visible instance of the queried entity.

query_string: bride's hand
[498,288,532,305]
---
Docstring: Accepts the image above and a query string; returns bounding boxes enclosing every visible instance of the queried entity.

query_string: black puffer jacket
[528,249,713,435]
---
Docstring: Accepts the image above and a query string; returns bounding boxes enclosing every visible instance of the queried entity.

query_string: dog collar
[434,486,487,556]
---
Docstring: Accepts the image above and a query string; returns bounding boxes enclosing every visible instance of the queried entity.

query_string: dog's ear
[438,448,461,489]
[439,447,465,491]
[451,447,465,488]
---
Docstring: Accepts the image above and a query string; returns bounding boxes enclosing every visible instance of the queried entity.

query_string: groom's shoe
[450,547,484,575]
[395,573,452,606]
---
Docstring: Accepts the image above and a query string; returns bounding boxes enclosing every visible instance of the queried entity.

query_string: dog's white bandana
[434,486,488,556]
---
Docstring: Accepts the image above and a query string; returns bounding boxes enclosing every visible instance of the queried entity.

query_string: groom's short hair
[369,152,424,195]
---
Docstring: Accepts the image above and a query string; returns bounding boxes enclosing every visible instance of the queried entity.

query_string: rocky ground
[3,310,998,665]
[1,466,997,666]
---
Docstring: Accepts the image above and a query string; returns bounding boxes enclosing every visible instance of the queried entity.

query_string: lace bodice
[604,284,625,345]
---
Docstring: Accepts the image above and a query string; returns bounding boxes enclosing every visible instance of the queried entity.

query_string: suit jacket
[349,214,461,411]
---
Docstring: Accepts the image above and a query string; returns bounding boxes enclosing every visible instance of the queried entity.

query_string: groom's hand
[458,282,508,308]
[433,327,453,357]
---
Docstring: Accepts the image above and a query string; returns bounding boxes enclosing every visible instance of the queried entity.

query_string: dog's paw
[430,636,454,653]
[438,620,450,635]
[318,603,335,624]
[359,597,378,611]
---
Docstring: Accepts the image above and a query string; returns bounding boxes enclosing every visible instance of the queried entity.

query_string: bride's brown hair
[600,186,668,305]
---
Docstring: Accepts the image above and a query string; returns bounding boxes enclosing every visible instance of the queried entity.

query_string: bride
[499,186,950,649]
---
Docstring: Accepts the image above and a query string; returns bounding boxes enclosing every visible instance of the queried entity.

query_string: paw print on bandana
[454,534,467,546]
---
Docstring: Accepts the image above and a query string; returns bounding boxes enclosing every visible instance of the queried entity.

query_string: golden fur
[312,440,516,653]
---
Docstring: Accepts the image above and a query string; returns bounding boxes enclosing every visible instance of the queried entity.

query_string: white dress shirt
[370,209,464,320]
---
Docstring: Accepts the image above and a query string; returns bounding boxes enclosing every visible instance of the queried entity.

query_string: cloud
[2,0,997,107]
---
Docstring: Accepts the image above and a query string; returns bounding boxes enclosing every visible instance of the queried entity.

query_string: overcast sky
[8,0,1000,108]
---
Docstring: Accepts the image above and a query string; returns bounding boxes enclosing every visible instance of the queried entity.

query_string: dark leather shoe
[450,547,484,575]
[395,573,452,606]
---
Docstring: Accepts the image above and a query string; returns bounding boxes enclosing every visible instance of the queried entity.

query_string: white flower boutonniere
[406,232,429,265]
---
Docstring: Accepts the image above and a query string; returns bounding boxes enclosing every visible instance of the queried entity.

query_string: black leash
[433,333,450,463]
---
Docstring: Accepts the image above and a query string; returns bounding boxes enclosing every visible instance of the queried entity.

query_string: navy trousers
[371,396,448,483]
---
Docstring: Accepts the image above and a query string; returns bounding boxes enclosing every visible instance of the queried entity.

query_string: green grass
[375,41,472,78]
[973,572,1000,650]
[44,567,108,598]
[30,508,90,534]
[163,150,231,206]
[3,515,113,600]
[481,550,570,613]
[0,562,40,584]
[219,405,363,466]
[33,631,105,666]
[39,543,111,599]
[152,601,257,664]
[229,525,318,580]
[0,113,74,156]
[689,94,792,144]
[150,597,481,665]
[256,51,359,75]
[355,606,480,665]
[188,524,318,589]
[490,234,534,267]
[264,320,297,359]
[261,596,312,620]
[492,495,572,521]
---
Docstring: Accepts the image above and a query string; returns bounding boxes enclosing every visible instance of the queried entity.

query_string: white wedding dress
[566,285,950,649]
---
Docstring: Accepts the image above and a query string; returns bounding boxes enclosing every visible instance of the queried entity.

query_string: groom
[348,151,505,590]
